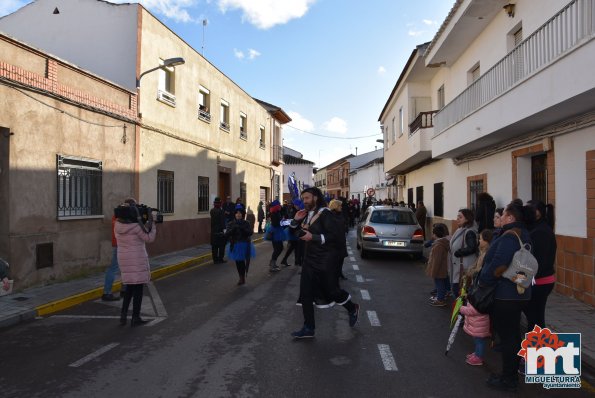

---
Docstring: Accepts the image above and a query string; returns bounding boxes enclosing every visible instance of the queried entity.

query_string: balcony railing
[198,107,211,122]
[240,127,247,140]
[409,111,437,135]
[220,121,230,132]
[259,139,265,149]
[435,0,595,135]
[272,144,283,165]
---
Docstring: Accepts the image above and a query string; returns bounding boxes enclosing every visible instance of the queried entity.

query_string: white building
[282,147,314,201]
[379,0,595,306]
[348,149,386,202]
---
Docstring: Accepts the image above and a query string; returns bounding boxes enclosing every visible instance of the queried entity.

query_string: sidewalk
[1,239,593,372]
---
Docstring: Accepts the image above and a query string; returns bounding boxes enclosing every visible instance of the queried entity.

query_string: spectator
[476,192,496,232]
[102,212,127,301]
[223,196,235,224]
[210,197,227,264]
[267,200,285,272]
[415,201,427,238]
[493,208,504,238]
[257,201,265,233]
[425,223,450,307]
[449,208,478,297]
[480,200,534,392]
[329,199,348,280]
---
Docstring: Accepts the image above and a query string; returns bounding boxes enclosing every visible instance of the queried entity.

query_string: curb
[34,237,265,318]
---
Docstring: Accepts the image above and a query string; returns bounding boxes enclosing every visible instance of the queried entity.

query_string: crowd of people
[424,194,557,392]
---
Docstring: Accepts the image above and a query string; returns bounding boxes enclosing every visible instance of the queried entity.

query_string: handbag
[467,275,497,314]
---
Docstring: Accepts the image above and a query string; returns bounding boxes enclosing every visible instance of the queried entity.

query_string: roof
[284,154,315,165]
[348,148,384,170]
[378,42,430,122]
[319,153,354,170]
[283,146,303,158]
[425,0,465,58]
[253,98,292,124]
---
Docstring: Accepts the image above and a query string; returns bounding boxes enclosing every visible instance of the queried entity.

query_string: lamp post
[136,57,185,88]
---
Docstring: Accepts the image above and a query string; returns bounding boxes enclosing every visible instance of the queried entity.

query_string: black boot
[131,316,149,327]
[119,312,127,326]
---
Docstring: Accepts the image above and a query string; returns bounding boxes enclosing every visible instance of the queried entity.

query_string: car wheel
[360,245,369,259]
[356,239,361,250]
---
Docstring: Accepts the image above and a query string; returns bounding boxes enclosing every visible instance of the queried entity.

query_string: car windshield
[369,210,416,225]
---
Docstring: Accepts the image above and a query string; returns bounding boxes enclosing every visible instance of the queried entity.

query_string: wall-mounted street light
[136,57,185,88]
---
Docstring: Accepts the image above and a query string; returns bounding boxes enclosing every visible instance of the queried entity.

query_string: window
[57,155,102,218]
[197,176,209,212]
[407,188,414,206]
[467,174,487,212]
[370,210,416,225]
[158,170,174,214]
[399,107,404,137]
[416,186,424,204]
[433,182,444,217]
[198,86,211,122]
[240,112,247,139]
[273,174,280,200]
[469,63,480,85]
[220,99,230,131]
[513,27,524,81]
[259,125,266,148]
[240,182,247,206]
[437,85,445,109]
[157,59,176,106]
[391,117,396,143]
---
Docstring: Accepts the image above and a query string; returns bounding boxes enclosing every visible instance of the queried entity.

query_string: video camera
[114,204,163,224]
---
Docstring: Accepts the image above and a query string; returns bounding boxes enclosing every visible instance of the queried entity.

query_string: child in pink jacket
[460,230,492,366]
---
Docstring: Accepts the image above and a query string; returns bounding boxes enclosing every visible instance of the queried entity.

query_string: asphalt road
[1,231,593,397]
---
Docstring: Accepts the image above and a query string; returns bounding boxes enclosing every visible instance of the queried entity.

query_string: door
[218,172,231,200]
[531,154,547,203]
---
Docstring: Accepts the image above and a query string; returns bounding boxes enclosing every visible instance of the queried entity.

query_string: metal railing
[240,128,247,140]
[435,0,595,134]
[220,121,230,132]
[409,111,437,135]
[272,144,283,164]
[198,107,211,122]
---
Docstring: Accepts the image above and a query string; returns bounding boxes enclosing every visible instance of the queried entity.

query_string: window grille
[158,170,174,214]
[57,155,102,218]
[198,176,209,212]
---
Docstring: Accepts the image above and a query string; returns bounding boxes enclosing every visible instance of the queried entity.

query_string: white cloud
[233,48,245,59]
[377,66,386,75]
[422,19,437,26]
[248,48,261,59]
[0,0,27,17]
[111,0,196,23]
[217,0,316,29]
[321,117,348,134]
[286,111,314,133]
[408,29,425,37]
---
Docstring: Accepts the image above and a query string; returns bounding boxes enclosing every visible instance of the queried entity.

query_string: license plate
[383,241,405,247]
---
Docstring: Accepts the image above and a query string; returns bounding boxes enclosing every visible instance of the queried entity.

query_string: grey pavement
[1,237,594,375]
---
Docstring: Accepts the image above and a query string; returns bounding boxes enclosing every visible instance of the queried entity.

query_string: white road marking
[52,315,128,319]
[367,310,381,326]
[146,317,166,327]
[355,275,364,283]
[378,344,398,371]
[147,281,168,317]
[68,343,120,368]
[352,264,359,271]
[349,256,356,261]
[360,289,371,300]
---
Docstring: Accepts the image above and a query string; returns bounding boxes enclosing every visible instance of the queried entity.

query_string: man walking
[210,197,227,264]
[290,187,360,338]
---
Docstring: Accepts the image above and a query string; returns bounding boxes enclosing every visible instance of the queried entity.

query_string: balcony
[240,127,247,140]
[220,121,230,132]
[272,144,283,166]
[433,0,595,158]
[259,139,265,149]
[409,111,437,136]
[198,105,211,122]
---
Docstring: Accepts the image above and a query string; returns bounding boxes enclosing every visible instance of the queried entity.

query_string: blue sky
[0,0,453,168]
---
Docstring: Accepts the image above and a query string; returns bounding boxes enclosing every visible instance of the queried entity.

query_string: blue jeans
[474,337,487,358]
[434,278,448,301]
[103,247,120,294]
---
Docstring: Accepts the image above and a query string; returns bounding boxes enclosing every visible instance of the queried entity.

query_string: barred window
[158,170,174,214]
[198,176,209,212]
[240,182,247,207]
[57,155,102,218]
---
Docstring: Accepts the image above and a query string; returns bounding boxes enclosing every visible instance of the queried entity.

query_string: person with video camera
[115,198,157,327]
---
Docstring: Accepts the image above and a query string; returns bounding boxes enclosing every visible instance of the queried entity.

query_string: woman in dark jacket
[329,199,348,280]
[523,200,557,331]
[449,208,478,297]
[225,205,256,285]
[479,200,534,392]
[475,192,496,232]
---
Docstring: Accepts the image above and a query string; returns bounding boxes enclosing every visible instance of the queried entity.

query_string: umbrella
[445,314,464,356]
[449,279,468,329]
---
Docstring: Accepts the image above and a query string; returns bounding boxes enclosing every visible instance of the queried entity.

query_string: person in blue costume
[225,204,256,285]
[267,199,286,272]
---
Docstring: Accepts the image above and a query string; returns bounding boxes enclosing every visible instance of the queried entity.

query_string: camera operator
[115,197,157,327]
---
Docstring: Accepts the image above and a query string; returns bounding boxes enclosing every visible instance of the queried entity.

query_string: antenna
[202,19,208,56]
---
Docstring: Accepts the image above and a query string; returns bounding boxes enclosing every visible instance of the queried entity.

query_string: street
[1,231,592,398]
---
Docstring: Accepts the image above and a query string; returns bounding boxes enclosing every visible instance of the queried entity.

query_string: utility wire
[285,123,381,139]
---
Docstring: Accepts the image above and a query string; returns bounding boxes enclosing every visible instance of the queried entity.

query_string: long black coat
[529,219,557,279]
[292,208,342,272]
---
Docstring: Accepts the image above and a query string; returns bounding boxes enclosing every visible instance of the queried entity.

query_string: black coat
[529,219,557,279]
[225,219,253,244]
[476,198,496,232]
[210,207,226,234]
[291,208,342,272]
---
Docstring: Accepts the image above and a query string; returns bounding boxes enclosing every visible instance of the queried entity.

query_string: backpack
[501,231,539,289]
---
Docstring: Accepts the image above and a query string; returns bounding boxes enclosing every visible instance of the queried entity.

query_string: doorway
[531,154,547,203]
[218,170,231,200]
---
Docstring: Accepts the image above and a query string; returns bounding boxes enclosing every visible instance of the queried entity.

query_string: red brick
[587,150,595,160]
[566,237,581,254]
[557,269,565,284]
[583,294,595,306]
[589,218,595,230]
[572,289,585,302]
[565,270,574,287]
[584,275,594,295]
[588,169,595,181]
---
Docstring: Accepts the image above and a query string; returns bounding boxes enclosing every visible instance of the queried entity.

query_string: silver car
[356,205,424,258]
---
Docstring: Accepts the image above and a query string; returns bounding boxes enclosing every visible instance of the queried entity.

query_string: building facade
[0,33,138,288]
[325,155,354,199]
[0,0,288,257]
[380,0,595,305]
[282,147,314,201]
[348,149,386,202]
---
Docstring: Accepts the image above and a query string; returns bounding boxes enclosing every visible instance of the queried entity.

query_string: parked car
[356,205,424,259]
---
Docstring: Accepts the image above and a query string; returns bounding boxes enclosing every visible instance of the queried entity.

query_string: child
[425,223,450,307]
[459,229,493,365]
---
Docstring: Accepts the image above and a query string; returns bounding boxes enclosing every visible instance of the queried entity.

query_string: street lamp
[136,57,185,88]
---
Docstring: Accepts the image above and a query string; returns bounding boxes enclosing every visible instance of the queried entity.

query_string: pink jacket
[115,221,157,284]
[459,302,491,338]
